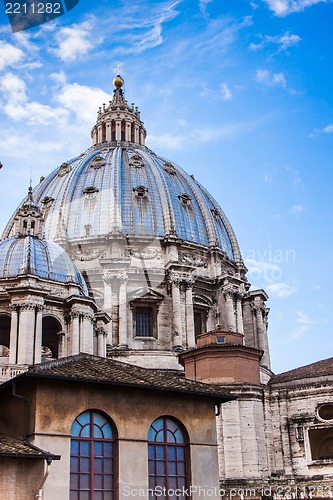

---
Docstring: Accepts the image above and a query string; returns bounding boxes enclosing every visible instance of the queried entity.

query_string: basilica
[0,75,332,500]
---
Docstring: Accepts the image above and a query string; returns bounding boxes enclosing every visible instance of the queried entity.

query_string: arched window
[70,410,116,500]
[148,417,189,497]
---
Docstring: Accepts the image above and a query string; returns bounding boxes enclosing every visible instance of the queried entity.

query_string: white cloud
[56,83,111,125]
[199,0,213,13]
[266,282,298,297]
[291,204,304,214]
[263,0,328,16]
[255,69,287,88]
[0,42,24,70]
[250,32,301,52]
[323,124,333,133]
[51,18,101,62]
[290,311,312,340]
[221,83,233,101]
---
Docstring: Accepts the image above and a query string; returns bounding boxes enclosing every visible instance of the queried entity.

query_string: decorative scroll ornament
[71,248,104,262]
[179,253,207,268]
[130,249,161,260]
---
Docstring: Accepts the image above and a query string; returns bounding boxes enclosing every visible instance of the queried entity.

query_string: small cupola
[13,186,44,238]
[91,75,147,147]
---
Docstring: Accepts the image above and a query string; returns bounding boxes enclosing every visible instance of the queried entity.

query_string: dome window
[211,208,220,218]
[83,186,99,199]
[129,155,144,168]
[178,194,192,206]
[41,196,54,208]
[91,156,106,169]
[58,163,71,177]
[164,162,176,175]
[133,185,148,198]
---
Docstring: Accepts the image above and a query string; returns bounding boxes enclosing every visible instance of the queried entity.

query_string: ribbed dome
[0,236,88,293]
[2,147,241,261]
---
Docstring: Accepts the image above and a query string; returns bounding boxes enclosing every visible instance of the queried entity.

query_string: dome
[2,77,241,263]
[0,236,88,294]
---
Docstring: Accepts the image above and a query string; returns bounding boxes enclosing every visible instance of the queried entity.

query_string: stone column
[134,124,139,144]
[125,122,131,142]
[185,278,196,348]
[71,312,81,355]
[102,271,113,345]
[97,125,103,143]
[17,303,36,365]
[115,120,122,141]
[236,294,244,335]
[82,313,94,354]
[118,273,128,347]
[9,304,19,364]
[224,291,236,332]
[253,302,270,369]
[96,327,107,357]
[106,122,112,142]
[33,305,44,364]
[170,273,183,350]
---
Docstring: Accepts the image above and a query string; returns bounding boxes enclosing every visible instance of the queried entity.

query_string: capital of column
[10,304,19,311]
[102,270,116,285]
[251,302,265,315]
[117,271,128,285]
[82,312,94,323]
[96,326,107,337]
[20,302,37,311]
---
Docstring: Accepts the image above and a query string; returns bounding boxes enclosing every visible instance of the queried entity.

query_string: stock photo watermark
[3,0,80,32]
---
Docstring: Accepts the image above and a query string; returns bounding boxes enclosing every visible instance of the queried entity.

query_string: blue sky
[0,0,332,374]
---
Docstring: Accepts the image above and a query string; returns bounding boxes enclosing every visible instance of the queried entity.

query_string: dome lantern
[13,185,44,239]
[91,75,147,147]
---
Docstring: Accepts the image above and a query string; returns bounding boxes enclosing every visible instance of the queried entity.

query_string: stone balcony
[0,360,27,383]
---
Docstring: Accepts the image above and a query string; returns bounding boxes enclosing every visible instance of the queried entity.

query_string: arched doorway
[0,315,11,357]
[42,316,62,360]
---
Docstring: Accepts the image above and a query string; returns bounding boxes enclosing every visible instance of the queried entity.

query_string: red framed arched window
[148,416,189,498]
[70,410,116,500]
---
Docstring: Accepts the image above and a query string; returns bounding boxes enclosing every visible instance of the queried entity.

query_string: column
[236,294,244,335]
[17,303,36,365]
[118,273,128,347]
[115,120,122,141]
[97,125,103,143]
[253,302,270,369]
[9,304,19,364]
[134,124,139,144]
[106,122,112,142]
[33,305,44,364]
[82,313,94,354]
[125,122,131,142]
[185,279,196,348]
[71,312,80,355]
[224,291,236,332]
[170,274,182,350]
[102,271,113,345]
[96,327,107,357]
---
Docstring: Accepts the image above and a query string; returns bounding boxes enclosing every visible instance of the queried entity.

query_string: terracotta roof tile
[270,357,333,384]
[24,354,232,401]
[0,434,60,460]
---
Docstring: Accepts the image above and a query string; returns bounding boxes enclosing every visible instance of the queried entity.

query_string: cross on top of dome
[91,73,147,147]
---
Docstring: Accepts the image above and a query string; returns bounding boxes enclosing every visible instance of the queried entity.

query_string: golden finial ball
[113,75,124,88]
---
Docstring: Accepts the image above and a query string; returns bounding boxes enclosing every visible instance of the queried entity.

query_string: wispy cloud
[50,17,101,62]
[250,32,301,52]
[221,83,233,101]
[290,311,312,340]
[199,0,213,14]
[0,42,24,70]
[290,204,304,215]
[267,282,298,297]
[262,0,328,16]
[255,69,287,88]
[323,124,333,133]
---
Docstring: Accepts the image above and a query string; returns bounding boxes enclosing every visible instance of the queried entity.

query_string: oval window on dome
[133,185,148,198]
[317,404,333,422]
[91,156,106,169]
[129,155,144,168]
[58,163,71,177]
[83,186,99,199]
[41,196,55,208]
[164,162,176,175]
[178,193,192,206]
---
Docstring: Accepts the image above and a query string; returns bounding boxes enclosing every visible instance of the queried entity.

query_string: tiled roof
[270,357,333,385]
[21,354,232,401]
[0,434,60,460]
